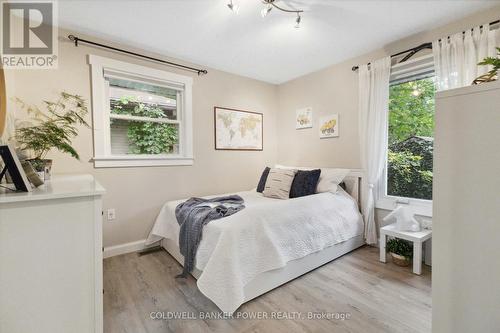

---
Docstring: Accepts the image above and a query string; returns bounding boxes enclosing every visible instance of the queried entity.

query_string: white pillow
[263,168,297,199]
[275,165,350,193]
[316,168,350,193]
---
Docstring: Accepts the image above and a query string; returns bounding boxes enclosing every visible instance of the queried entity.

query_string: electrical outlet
[107,209,116,221]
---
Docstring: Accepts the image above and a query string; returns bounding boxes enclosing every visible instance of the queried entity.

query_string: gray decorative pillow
[263,168,297,199]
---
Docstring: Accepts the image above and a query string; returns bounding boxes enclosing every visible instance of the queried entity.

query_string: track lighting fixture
[295,13,301,29]
[227,0,304,28]
[261,4,272,18]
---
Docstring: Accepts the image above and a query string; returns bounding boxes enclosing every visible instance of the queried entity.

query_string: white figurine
[383,206,421,232]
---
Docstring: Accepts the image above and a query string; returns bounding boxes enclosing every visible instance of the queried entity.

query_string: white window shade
[103,69,186,92]
[390,54,435,85]
[108,86,177,109]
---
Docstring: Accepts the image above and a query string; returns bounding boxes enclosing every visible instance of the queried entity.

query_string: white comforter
[146,189,364,313]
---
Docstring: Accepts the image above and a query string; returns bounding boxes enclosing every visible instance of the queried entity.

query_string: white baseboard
[103,239,148,258]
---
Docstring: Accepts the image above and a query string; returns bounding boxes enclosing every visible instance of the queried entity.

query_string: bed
[146,170,365,314]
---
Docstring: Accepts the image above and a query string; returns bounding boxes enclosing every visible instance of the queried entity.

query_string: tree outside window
[387,77,435,200]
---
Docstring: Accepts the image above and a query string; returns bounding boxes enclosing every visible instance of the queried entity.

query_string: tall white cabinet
[433,81,500,332]
[0,175,105,333]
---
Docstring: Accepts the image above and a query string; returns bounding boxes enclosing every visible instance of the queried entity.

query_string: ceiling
[59,0,500,84]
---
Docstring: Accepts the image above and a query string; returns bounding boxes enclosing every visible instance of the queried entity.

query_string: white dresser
[0,174,105,333]
[433,81,500,332]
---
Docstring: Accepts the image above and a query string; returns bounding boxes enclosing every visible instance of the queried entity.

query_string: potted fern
[386,238,413,267]
[14,92,89,180]
[473,47,500,84]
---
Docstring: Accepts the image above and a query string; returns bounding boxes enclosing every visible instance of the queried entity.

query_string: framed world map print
[214,107,263,151]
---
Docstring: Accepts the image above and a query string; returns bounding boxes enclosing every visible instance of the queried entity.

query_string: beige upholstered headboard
[343,169,364,211]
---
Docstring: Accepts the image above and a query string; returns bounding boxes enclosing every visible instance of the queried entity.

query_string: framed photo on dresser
[0,144,32,192]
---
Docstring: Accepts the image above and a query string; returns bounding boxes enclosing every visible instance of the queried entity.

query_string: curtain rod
[351,19,500,72]
[67,35,208,76]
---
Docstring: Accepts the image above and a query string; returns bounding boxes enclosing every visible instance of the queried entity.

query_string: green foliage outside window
[387,77,435,200]
[388,78,435,145]
[111,97,178,155]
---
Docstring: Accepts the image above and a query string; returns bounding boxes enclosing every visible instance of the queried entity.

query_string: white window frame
[375,54,434,217]
[88,55,193,168]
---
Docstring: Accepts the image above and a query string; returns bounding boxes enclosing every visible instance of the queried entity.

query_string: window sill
[376,196,432,217]
[92,155,194,168]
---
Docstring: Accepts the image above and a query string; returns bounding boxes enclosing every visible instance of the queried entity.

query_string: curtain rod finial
[68,34,78,47]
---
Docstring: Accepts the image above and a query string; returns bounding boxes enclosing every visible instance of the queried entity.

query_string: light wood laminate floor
[104,246,431,333]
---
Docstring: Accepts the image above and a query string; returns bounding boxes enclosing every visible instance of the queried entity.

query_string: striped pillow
[262,168,297,199]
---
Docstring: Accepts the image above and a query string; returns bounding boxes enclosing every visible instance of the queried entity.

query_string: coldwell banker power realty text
[1,1,58,69]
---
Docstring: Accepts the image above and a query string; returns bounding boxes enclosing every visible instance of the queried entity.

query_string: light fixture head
[261,4,272,18]
[412,89,421,97]
[295,14,301,28]
[227,0,239,14]
[226,0,303,28]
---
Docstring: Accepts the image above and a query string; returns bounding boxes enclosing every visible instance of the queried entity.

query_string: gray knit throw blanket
[175,195,245,278]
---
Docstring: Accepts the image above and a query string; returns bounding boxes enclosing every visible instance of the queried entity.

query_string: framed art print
[0,144,32,192]
[319,114,339,138]
[214,107,263,151]
[296,107,312,129]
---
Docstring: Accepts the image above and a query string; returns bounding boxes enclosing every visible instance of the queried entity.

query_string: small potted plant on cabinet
[386,238,413,267]
[14,92,89,180]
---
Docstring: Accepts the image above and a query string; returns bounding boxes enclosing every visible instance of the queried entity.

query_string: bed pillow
[316,168,350,193]
[275,165,350,193]
[289,169,321,198]
[263,168,297,199]
[256,167,270,193]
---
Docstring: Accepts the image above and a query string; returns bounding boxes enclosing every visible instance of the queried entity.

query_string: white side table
[379,223,432,275]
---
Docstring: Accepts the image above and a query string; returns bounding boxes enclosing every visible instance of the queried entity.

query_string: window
[89,55,193,167]
[377,54,435,216]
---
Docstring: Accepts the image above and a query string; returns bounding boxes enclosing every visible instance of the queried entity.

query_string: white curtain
[358,57,391,245]
[433,23,500,91]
